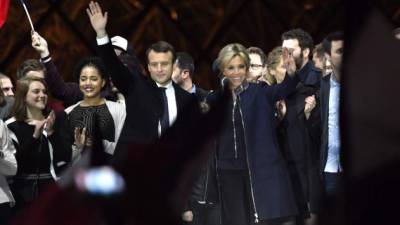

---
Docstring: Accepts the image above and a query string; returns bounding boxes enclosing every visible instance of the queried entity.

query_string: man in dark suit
[171,52,219,225]
[86,2,199,159]
[320,32,344,197]
[172,52,211,110]
[280,28,323,224]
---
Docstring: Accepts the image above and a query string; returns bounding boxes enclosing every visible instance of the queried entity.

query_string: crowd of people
[0,1,350,225]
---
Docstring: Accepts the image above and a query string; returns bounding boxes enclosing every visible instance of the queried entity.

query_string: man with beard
[0,73,14,97]
[280,28,323,225]
[171,52,209,102]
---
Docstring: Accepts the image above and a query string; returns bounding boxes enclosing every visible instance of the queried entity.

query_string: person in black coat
[86,2,200,163]
[209,43,301,225]
[171,52,219,225]
[280,29,324,225]
[5,77,72,214]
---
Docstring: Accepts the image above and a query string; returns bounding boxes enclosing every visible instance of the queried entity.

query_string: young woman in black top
[5,77,72,212]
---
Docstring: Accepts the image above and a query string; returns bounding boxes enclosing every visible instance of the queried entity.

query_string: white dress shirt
[324,74,342,173]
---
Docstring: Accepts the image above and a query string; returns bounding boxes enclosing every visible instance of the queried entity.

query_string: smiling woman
[5,77,72,213]
[211,43,300,225]
[65,57,126,158]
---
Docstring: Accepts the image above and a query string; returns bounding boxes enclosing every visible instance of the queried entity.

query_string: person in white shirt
[0,120,17,223]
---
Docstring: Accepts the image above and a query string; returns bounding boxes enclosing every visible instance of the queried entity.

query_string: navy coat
[218,74,300,220]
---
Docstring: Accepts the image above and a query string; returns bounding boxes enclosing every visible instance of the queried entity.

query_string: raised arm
[86,1,138,95]
[268,47,299,101]
[31,32,83,106]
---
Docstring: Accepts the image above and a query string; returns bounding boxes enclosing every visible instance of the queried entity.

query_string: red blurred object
[0,0,10,28]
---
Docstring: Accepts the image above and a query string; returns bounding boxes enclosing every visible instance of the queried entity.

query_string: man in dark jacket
[319,32,344,197]
[280,28,323,225]
[172,52,219,225]
[87,2,200,161]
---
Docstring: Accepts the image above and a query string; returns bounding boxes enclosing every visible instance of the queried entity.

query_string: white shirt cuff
[96,35,110,45]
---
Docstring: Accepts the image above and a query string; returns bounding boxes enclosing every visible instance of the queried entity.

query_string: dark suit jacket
[96,41,199,159]
[319,74,332,174]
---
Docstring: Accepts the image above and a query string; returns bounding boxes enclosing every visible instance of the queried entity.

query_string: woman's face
[79,66,105,99]
[269,57,286,83]
[222,56,247,89]
[25,81,47,110]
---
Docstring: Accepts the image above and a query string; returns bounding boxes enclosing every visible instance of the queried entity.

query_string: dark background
[0,0,399,89]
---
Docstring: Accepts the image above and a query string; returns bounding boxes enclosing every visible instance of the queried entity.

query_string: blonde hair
[265,46,283,85]
[217,43,250,72]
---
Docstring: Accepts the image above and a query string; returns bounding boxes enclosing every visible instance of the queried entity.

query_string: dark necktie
[159,87,169,135]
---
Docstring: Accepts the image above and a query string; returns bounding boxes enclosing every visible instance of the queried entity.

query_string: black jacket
[187,86,219,206]
[96,41,200,162]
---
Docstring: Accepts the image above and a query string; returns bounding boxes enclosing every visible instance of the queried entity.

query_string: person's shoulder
[4,117,22,131]
[173,83,192,97]
[64,102,81,114]
[321,74,331,83]
[4,117,17,126]
[105,99,126,109]
[195,86,211,99]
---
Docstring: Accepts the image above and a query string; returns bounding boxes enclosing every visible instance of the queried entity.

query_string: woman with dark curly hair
[65,57,126,159]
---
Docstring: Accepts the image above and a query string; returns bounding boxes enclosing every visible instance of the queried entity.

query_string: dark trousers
[323,172,343,197]
[0,202,12,225]
[183,202,220,225]
[219,169,253,225]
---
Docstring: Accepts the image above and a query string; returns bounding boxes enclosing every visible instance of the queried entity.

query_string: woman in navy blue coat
[213,43,299,225]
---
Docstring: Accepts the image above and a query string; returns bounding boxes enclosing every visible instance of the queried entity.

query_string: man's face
[330,40,344,72]
[171,62,183,85]
[147,50,174,85]
[282,38,304,68]
[0,78,14,96]
[25,70,45,79]
[248,53,266,82]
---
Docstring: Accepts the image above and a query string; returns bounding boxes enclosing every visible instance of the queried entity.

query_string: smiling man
[86,2,199,157]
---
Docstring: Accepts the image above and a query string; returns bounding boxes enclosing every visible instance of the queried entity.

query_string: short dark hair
[247,47,267,66]
[73,56,108,82]
[145,41,176,64]
[322,31,344,55]
[281,28,314,52]
[313,43,325,59]
[16,59,45,80]
[175,52,195,79]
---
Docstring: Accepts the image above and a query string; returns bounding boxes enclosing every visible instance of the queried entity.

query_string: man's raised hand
[282,47,296,77]
[86,1,108,38]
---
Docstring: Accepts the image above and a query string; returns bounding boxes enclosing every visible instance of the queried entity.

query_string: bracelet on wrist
[40,55,51,62]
